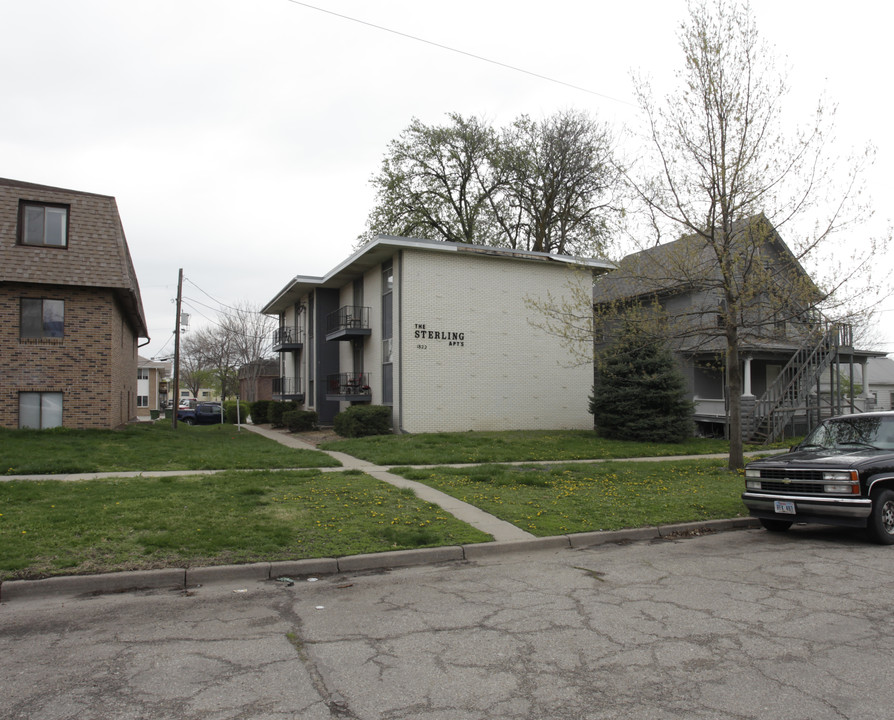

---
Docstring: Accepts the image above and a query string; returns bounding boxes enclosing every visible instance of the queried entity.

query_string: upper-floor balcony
[326,306,371,341]
[272,325,305,352]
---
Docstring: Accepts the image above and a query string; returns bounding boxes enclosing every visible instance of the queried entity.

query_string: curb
[0,518,760,604]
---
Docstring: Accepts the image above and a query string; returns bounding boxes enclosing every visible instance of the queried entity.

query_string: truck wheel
[867,489,894,545]
[185,418,195,426]
[759,518,792,532]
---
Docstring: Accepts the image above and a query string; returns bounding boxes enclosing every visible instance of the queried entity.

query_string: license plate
[774,500,796,515]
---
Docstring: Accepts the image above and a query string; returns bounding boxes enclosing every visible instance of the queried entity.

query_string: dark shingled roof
[0,177,148,338]
[593,214,817,305]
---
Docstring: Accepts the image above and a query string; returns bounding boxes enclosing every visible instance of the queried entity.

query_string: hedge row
[249,400,393,438]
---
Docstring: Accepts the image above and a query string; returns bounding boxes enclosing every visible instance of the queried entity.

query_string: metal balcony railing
[326,306,371,340]
[272,376,303,398]
[325,372,371,399]
[272,325,305,350]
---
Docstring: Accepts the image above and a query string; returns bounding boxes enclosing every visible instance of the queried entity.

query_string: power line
[283,0,636,107]
[183,277,249,314]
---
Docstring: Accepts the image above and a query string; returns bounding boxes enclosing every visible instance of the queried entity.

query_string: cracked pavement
[3,525,893,719]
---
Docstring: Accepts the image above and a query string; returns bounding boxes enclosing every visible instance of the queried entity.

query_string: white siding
[396,249,593,433]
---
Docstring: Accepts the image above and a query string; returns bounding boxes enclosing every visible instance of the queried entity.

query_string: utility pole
[172,268,183,429]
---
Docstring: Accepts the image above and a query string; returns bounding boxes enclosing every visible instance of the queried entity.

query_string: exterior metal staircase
[750,322,852,444]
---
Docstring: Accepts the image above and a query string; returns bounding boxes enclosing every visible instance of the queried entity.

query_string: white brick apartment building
[262,236,613,432]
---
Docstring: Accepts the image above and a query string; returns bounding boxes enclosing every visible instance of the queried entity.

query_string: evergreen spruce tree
[589,322,693,442]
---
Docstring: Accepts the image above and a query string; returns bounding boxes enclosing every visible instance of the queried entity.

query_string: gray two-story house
[592,215,883,441]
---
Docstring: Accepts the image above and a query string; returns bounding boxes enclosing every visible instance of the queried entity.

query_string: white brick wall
[396,249,593,433]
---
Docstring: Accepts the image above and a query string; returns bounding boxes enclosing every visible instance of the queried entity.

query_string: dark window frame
[19,391,64,429]
[20,297,65,339]
[17,200,70,248]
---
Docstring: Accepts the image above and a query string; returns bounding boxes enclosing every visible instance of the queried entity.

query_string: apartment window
[19,392,63,429]
[21,298,64,338]
[137,368,150,380]
[137,395,149,407]
[19,202,69,247]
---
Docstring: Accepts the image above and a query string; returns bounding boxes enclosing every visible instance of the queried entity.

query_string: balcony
[326,306,371,341]
[272,325,305,352]
[326,372,372,402]
[272,376,304,402]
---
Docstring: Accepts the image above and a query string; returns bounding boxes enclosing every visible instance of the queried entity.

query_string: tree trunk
[726,333,744,470]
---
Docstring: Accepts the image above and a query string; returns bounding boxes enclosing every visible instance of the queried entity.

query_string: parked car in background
[742,412,894,544]
[177,402,223,426]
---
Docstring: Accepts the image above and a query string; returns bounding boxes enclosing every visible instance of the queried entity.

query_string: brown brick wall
[0,283,138,429]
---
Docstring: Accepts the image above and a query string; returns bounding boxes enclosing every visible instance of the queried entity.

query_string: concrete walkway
[242,424,534,542]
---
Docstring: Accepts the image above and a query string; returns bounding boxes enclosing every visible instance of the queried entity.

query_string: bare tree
[220,301,275,403]
[621,0,887,468]
[177,344,216,401]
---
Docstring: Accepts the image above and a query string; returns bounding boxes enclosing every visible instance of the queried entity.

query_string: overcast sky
[3,0,891,360]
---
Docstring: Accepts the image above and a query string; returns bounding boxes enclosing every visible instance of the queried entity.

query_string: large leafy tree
[363,113,501,245]
[363,110,620,257]
[497,110,619,256]
[623,0,885,468]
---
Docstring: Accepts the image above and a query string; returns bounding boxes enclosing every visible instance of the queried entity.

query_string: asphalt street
[4,523,893,719]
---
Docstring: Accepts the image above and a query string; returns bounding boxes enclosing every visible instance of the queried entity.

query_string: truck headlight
[822,470,859,493]
[745,480,762,490]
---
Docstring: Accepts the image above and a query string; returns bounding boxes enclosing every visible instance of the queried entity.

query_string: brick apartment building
[0,178,148,429]
[137,356,171,419]
[262,236,612,431]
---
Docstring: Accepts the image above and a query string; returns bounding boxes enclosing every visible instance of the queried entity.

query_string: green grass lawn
[0,425,761,580]
[319,429,734,465]
[0,423,339,474]
[0,470,491,580]
[395,459,748,536]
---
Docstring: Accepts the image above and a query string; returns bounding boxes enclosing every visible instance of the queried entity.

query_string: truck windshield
[803,416,894,450]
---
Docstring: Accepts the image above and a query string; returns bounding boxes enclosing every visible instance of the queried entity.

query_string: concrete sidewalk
[243,424,535,543]
[0,423,761,603]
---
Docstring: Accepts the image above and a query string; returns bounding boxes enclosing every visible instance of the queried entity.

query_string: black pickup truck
[176,402,223,426]
[743,411,894,544]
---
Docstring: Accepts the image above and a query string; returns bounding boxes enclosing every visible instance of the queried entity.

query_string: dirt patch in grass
[290,429,342,447]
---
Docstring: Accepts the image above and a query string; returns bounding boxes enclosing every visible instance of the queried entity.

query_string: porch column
[862,360,870,409]
[743,356,754,397]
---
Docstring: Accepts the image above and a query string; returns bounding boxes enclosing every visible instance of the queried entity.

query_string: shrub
[333,405,393,438]
[283,410,318,432]
[269,402,285,427]
[224,401,251,424]
[269,401,298,428]
[250,400,270,424]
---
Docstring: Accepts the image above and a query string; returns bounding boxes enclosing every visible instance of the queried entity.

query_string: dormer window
[19,202,69,247]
